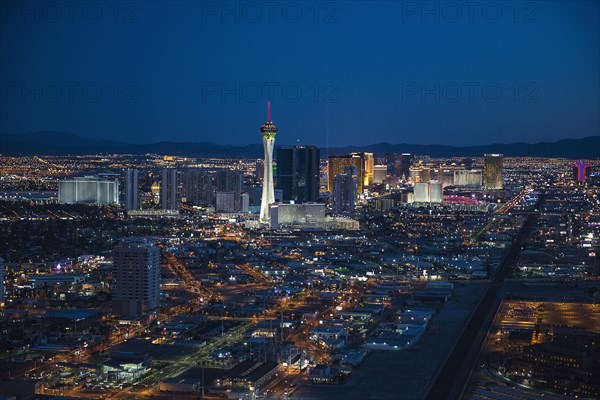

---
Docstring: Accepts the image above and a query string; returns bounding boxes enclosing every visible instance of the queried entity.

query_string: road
[106,322,251,399]
[425,191,542,400]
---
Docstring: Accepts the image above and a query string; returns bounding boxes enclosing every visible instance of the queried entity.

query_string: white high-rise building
[373,165,388,184]
[414,181,443,204]
[112,240,160,318]
[58,176,119,205]
[429,181,443,203]
[259,101,278,222]
[454,169,483,186]
[124,169,139,211]
[414,182,430,203]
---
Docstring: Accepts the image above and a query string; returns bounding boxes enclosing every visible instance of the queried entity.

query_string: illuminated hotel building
[413,181,442,204]
[386,153,401,177]
[332,166,358,214]
[401,153,413,179]
[410,164,432,183]
[276,146,320,203]
[483,154,503,190]
[572,161,592,182]
[373,165,388,183]
[453,169,483,186]
[328,154,364,193]
[386,153,413,180]
[260,102,277,222]
[351,152,374,187]
[112,240,160,318]
[58,176,120,205]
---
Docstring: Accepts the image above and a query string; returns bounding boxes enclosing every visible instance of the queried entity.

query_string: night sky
[1,1,598,147]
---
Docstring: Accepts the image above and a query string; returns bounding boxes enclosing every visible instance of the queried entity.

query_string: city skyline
[3,131,600,158]
[1,150,599,399]
[1,1,600,399]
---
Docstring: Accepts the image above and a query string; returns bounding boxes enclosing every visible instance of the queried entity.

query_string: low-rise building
[160,378,201,393]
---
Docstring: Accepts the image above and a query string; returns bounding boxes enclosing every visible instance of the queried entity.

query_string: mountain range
[1,132,599,159]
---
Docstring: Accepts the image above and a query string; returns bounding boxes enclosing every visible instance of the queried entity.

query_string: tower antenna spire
[267,100,271,121]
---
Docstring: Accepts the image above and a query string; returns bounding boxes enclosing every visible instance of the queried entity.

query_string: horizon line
[4,131,599,149]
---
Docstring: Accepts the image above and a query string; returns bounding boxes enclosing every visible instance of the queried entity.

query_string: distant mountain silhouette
[1,131,599,159]
[324,136,600,159]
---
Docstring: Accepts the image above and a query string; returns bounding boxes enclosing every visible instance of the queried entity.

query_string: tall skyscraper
[386,153,401,177]
[386,153,413,179]
[161,168,179,210]
[215,170,245,212]
[429,181,443,203]
[332,166,358,215]
[483,154,503,190]
[277,146,320,203]
[124,169,139,211]
[112,240,161,318]
[328,154,364,193]
[373,165,388,184]
[181,169,214,207]
[260,101,277,222]
[216,171,244,193]
[351,152,374,187]
[401,153,413,179]
[435,165,457,187]
[413,181,443,204]
[572,161,592,182]
[413,182,430,203]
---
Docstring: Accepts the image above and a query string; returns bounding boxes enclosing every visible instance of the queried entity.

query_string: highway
[468,186,532,244]
[425,192,543,400]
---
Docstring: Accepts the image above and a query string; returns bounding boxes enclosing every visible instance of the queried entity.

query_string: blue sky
[1,0,598,147]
